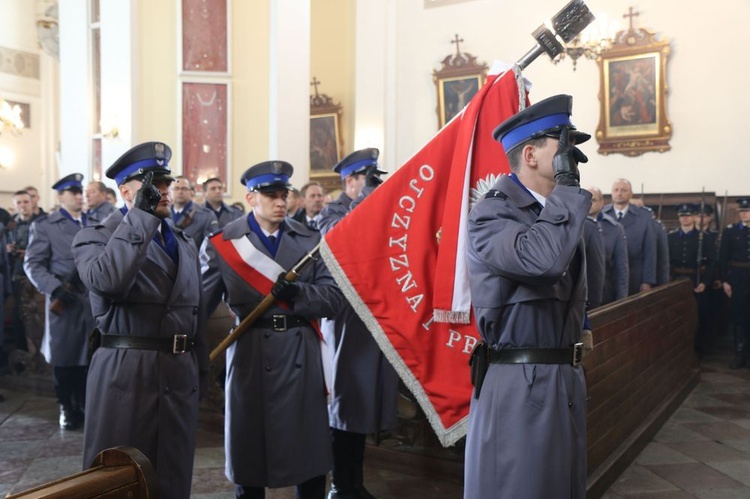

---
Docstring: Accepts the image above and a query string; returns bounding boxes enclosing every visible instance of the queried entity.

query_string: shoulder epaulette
[484,189,507,200]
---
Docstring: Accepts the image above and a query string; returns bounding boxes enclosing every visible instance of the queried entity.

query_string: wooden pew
[6,446,158,498]
[585,279,699,498]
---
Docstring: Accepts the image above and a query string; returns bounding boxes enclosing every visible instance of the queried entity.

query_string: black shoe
[59,406,81,430]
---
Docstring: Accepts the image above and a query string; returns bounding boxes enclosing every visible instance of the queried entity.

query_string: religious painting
[181,82,229,190]
[181,0,229,74]
[436,75,482,129]
[432,35,488,129]
[596,26,671,156]
[310,113,341,172]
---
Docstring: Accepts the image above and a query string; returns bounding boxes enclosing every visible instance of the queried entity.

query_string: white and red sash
[210,233,332,392]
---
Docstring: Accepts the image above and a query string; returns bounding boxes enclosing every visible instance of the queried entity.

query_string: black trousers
[330,428,367,492]
[236,475,326,499]
[52,365,87,409]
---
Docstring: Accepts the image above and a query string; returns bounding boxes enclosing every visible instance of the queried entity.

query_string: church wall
[392,0,750,196]
[0,0,45,209]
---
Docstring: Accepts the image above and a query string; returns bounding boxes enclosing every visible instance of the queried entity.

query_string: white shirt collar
[526,187,546,207]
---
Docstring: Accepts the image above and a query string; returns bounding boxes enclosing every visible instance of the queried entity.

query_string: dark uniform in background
[583,215,605,309]
[668,203,715,353]
[171,200,219,250]
[464,95,591,498]
[602,201,657,295]
[598,211,629,304]
[202,177,244,228]
[24,174,93,430]
[653,216,671,287]
[73,142,208,498]
[319,149,399,499]
[718,198,750,368]
[201,161,344,499]
[5,194,46,365]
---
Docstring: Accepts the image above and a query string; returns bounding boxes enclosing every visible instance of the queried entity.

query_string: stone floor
[0,349,748,498]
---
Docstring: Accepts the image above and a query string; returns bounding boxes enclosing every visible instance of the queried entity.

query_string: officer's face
[529,138,558,183]
[739,210,750,224]
[153,179,173,219]
[679,214,695,229]
[611,181,632,204]
[248,189,288,228]
[59,189,84,214]
[170,178,193,205]
[205,181,225,204]
[12,194,32,218]
[26,188,40,208]
[85,183,105,209]
[303,185,325,216]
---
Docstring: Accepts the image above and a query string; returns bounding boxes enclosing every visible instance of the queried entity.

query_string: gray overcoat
[583,217,606,309]
[170,202,219,249]
[201,215,345,488]
[598,212,629,304]
[654,218,670,286]
[319,190,399,433]
[464,175,590,499]
[24,210,93,366]
[203,201,243,229]
[73,208,208,499]
[87,201,116,224]
[603,204,657,294]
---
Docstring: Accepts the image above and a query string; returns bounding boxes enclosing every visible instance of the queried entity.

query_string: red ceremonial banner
[320,63,528,446]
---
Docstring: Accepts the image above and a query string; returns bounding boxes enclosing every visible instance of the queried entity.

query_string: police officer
[603,180,658,295]
[319,149,399,499]
[201,161,345,499]
[24,173,94,430]
[583,200,605,309]
[72,142,209,498]
[202,177,244,228]
[170,175,219,249]
[85,181,116,224]
[587,186,629,304]
[668,203,715,353]
[718,198,750,368]
[464,95,591,499]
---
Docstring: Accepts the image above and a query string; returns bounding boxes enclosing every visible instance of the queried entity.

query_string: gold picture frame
[596,26,672,156]
[310,80,344,192]
[433,35,487,129]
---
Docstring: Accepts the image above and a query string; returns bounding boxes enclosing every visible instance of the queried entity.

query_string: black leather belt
[253,315,309,332]
[488,344,584,367]
[100,334,195,354]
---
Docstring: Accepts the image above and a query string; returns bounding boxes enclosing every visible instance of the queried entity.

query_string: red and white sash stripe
[210,234,332,392]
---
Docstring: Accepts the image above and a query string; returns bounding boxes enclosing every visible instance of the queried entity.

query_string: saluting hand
[553,127,588,187]
[133,171,162,215]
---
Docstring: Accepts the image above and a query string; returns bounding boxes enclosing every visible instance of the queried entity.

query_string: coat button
[555,214,564,221]
[568,402,573,407]
[264,333,270,338]
[265,366,271,372]
[164,386,170,393]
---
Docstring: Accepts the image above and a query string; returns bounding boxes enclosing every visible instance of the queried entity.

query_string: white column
[268,0,310,171]
[58,0,90,179]
[353,0,398,172]
[99,0,136,184]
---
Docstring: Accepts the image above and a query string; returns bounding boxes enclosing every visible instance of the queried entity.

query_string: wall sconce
[553,13,618,70]
[0,145,14,169]
[0,98,25,135]
[102,126,120,139]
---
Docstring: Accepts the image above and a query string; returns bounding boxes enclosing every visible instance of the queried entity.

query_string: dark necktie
[268,235,276,245]
[617,212,623,221]
[307,219,317,230]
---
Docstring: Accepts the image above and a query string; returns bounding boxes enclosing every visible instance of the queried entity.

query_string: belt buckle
[272,315,287,332]
[173,334,188,354]
[572,342,583,367]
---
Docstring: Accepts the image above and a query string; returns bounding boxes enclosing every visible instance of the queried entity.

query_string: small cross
[623,7,640,32]
[310,77,321,98]
[451,34,464,56]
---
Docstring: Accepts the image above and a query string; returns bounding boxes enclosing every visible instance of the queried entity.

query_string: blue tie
[154,221,179,264]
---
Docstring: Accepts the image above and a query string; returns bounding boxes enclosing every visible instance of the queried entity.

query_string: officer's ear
[522,143,538,170]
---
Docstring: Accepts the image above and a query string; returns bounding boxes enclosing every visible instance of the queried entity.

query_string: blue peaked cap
[333,148,385,179]
[492,94,591,153]
[52,173,84,193]
[241,161,294,192]
[105,142,174,186]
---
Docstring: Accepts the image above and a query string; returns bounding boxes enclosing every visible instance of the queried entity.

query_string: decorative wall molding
[0,46,41,80]
[423,0,480,8]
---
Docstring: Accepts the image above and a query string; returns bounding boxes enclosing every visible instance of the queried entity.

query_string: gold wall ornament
[0,98,25,135]
[595,7,672,157]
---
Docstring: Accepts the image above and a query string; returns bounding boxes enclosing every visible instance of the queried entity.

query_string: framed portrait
[596,27,672,156]
[310,86,343,191]
[433,43,487,129]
